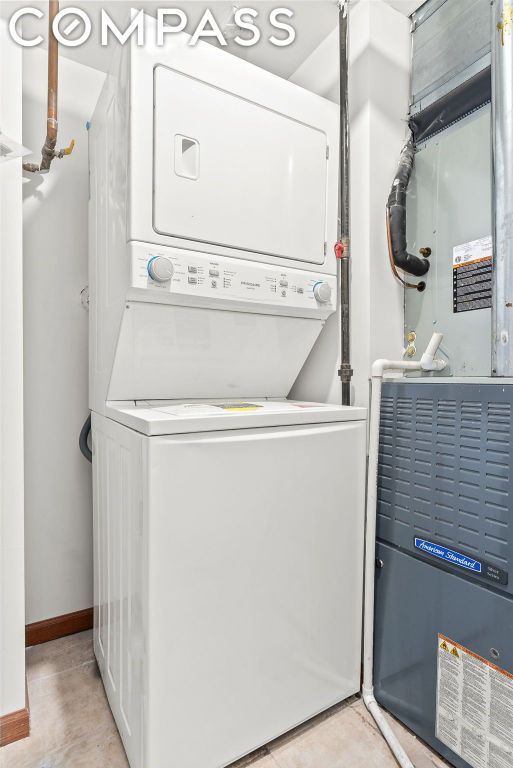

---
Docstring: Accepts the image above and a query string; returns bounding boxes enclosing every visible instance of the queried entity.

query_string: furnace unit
[374,2,513,767]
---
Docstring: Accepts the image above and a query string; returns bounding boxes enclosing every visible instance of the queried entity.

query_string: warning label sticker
[453,236,493,314]
[215,403,263,411]
[436,634,513,768]
[453,236,493,268]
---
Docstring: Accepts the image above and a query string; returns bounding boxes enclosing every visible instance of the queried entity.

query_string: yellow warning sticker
[436,633,513,768]
[215,403,263,412]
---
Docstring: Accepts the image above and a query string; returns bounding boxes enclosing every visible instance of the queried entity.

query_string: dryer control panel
[130,242,336,315]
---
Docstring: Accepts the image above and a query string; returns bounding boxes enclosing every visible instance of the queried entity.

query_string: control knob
[148,256,173,283]
[313,281,332,304]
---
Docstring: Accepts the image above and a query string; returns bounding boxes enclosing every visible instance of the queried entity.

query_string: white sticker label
[436,634,513,768]
[453,236,493,268]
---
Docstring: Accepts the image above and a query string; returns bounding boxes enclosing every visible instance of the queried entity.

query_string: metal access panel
[405,106,492,376]
[411,0,491,114]
[374,542,513,768]
[375,380,513,768]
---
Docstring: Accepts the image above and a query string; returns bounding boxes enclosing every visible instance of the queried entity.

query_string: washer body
[93,401,366,768]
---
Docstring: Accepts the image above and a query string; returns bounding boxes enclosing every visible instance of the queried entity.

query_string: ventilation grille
[378,383,512,592]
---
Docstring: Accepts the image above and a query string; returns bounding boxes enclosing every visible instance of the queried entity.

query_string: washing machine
[88,17,366,768]
[93,398,366,768]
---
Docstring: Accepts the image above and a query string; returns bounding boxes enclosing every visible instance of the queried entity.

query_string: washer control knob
[148,256,173,283]
[313,281,332,304]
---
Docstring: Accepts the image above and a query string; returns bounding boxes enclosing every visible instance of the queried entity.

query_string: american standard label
[414,538,508,585]
[452,236,493,314]
[436,635,513,768]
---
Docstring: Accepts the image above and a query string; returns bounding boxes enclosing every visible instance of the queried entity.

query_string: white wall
[290,0,410,408]
[22,50,104,624]
[19,1,411,623]
[0,19,26,716]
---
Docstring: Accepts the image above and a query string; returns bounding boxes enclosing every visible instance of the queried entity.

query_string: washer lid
[104,399,367,436]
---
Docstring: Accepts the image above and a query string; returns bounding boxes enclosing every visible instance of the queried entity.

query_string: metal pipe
[492,0,513,375]
[337,0,352,406]
[40,0,59,171]
[23,1,74,174]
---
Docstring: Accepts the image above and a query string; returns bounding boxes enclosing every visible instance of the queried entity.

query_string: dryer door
[153,65,328,265]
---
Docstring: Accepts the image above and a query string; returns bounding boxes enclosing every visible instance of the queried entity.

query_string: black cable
[79,414,92,463]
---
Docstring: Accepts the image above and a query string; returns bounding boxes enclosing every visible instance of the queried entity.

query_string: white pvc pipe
[420,332,445,371]
[362,335,446,768]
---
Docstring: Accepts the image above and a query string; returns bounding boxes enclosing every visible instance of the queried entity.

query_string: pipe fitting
[420,332,446,371]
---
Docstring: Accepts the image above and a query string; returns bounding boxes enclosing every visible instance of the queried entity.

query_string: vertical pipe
[39,0,59,171]
[492,0,513,375]
[338,0,353,405]
[46,0,58,143]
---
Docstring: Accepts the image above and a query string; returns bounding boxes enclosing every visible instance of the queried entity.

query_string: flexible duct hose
[79,414,92,463]
[387,134,430,278]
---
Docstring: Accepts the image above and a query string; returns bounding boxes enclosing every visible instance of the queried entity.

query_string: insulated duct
[492,0,513,376]
[387,135,430,283]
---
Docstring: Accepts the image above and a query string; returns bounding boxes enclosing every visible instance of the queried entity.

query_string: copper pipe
[24,1,74,173]
[39,0,59,171]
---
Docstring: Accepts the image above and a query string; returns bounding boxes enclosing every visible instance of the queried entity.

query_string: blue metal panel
[378,382,512,594]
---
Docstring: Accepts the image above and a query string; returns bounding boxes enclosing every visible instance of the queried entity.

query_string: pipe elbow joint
[394,249,430,277]
[387,204,430,278]
[371,360,389,377]
[421,357,447,372]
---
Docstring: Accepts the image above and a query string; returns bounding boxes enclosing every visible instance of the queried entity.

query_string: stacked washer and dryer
[88,17,366,768]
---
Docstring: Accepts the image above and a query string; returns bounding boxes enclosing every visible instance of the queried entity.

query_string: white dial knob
[148,256,173,283]
[313,281,332,304]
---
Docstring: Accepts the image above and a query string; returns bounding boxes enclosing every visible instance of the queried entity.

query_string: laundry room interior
[0,0,512,767]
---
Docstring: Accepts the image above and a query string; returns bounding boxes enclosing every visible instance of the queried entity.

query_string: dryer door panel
[153,65,328,264]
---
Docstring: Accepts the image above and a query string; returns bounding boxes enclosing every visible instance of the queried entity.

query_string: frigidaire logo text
[9,6,296,48]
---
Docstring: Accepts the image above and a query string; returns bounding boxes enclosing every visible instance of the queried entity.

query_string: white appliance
[89,17,366,768]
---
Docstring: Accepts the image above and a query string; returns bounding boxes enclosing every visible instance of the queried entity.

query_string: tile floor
[1,630,449,768]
